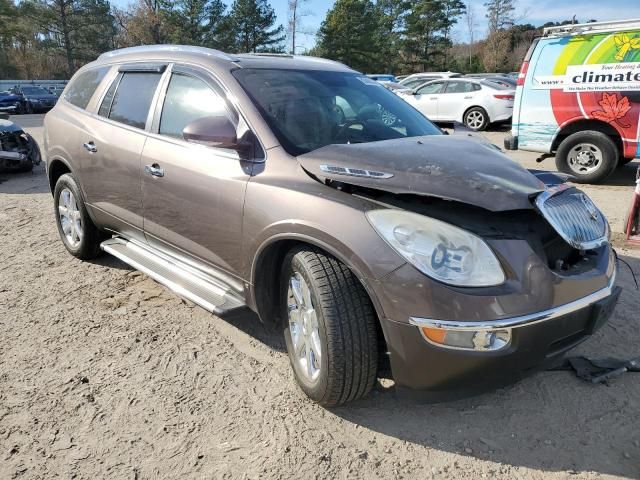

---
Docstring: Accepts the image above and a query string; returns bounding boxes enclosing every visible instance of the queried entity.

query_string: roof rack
[98,45,237,62]
[239,53,295,58]
[543,19,640,37]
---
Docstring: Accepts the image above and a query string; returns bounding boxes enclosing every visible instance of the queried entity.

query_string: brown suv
[45,46,620,405]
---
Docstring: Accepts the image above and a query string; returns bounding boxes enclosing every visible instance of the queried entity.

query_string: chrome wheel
[58,188,83,248]
[287,272,321,382]
[567,143,603,174]
[465,110,485,130]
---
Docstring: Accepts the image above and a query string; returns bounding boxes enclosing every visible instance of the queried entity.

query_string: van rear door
[511,37,540,140]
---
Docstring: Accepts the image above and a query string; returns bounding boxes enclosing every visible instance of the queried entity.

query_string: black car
[12,86,58,113]
[0,91,25,114]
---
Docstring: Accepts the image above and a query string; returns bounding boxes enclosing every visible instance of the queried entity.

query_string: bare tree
[484,0,515,33]
[287,0,311,54]
[464,1,476,69]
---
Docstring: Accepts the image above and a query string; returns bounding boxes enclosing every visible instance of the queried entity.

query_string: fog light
[421,327,511,351]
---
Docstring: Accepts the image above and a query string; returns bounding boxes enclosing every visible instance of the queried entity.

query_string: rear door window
[107,72,162,129]
[444,81,475,93]
[159,73,230,139]
[64,67,110,109]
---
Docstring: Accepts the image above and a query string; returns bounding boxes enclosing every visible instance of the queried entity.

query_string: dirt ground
[1,115,639,479]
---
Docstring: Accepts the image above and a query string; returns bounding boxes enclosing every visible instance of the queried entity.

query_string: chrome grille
[535,185,609,250]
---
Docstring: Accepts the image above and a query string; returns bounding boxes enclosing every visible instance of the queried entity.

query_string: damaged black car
[0,114,41,172]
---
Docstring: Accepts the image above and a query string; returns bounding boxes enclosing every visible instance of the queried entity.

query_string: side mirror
[182,116,243,150]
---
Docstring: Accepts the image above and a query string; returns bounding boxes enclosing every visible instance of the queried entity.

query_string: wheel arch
[47,156,73,194]
[551,118,624,156]
[249,234,390,354]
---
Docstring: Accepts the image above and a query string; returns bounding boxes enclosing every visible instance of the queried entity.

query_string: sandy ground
[1,115,640,479]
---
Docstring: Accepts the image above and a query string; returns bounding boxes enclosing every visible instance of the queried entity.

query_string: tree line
[0,0,592,80]
[0,0,284,78]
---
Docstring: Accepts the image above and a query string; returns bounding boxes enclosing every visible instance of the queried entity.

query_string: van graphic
[506,19,640,183]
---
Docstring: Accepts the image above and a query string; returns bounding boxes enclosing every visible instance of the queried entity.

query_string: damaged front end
[298,135,610,281]
[297,135,619,398]
[0,115,41,173]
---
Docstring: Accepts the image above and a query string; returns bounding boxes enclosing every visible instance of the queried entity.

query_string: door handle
[464,96,473,99]
[430,97,438,100]
[83,142,97,153]
[144,163,164,177]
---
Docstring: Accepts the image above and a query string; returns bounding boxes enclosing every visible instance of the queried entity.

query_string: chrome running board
[101,237,245,314]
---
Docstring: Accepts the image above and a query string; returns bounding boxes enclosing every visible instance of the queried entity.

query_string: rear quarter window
[64,67,110,109]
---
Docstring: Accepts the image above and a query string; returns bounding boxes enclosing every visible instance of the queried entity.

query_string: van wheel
[281,247,378,406]
[464,107,489,131]
[555,131,618,184]
[53,173,104,259]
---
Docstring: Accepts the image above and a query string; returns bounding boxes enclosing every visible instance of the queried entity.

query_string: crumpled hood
[297,135,545,212]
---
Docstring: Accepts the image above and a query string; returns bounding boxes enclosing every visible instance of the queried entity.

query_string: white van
[505,19,640,183]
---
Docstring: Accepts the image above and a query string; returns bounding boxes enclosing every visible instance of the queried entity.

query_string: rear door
[408,81,446,120]
[80,65,165,240]
[140,64,255,277]
[437,80,479,121]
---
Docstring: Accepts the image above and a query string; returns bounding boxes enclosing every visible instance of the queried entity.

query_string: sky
[110,0,640,52]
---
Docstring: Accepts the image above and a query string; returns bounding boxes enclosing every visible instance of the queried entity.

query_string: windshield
[233,69,442,155]
[22,87,49,95]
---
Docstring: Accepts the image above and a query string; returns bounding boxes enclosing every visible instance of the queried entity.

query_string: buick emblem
[579,194,599,221]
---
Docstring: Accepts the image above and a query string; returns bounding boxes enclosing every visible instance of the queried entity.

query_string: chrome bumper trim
[410,270,617,332]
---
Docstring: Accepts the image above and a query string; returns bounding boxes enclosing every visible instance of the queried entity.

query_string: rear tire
[555,131,618,184]
[463,107,489,131]
[53,173,104,260]
[281,247,378,406]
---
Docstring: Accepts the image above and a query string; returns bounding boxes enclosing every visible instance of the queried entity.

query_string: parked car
[0,91,25,114]
[45,46,619,405]
[464,73,511,79]
[0,113,42,172]
[48,85,66,97]
[399,72,461,89]
[366,74,398,83]
[484,76,517,88]
[11,85,58,112]
[400,78,515,130]
[505,18,640,183]
[380,81,413,94]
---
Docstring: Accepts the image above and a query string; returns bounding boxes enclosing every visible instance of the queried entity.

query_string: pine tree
[315,0,383,72]
[224,0,284,53]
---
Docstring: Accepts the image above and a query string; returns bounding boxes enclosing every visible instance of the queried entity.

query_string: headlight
[366,209,505,287]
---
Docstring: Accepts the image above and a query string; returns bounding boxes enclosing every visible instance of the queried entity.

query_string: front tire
[464,107,489,131]
[53,173,104,259]
[555,131,618,184]
[281,247,378,406]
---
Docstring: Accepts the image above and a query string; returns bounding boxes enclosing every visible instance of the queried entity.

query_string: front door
[141,66,254,279]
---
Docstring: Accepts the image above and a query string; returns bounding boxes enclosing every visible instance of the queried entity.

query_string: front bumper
[380,280,621,401]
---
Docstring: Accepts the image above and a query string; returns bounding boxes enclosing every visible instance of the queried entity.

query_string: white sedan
[398,78,514,131]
